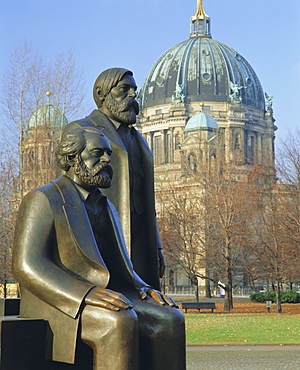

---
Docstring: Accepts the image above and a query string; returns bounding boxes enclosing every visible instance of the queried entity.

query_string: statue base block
[0,298,20,316]
[0,316,47,370]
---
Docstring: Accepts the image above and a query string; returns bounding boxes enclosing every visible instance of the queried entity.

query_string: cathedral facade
[137,1,276,186]
[137,1,277,292]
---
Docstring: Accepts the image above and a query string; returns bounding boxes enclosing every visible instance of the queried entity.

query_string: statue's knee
[169,308,185,327]
[81,306,138,342]
[114,308,138,333]
[154,307,185,335]
[93,307,138,338]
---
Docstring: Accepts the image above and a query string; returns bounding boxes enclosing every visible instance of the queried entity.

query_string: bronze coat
[64,110,161,289]
[12,175,145,364]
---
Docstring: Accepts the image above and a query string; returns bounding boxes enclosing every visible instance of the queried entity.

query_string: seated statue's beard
[73,156,113,188]
[105,94,139,124]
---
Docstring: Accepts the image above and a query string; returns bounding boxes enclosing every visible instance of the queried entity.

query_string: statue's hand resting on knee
[85,287,133,311]
[85,286,178,311]
[137,288,178,308]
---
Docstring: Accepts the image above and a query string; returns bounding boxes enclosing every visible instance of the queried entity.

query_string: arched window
[153,135,162,165]
[165,131,172,164]
[187,153,197,172]
[234,133,240,150]
[175,134,180,150]
[247,135,255,162]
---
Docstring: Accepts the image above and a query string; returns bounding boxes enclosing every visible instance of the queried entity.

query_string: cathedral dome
[28,104,68,130]
[139,2,265,111]
[184,112,218,133]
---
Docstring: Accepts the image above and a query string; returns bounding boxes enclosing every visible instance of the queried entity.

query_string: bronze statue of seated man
[12,126,186,370]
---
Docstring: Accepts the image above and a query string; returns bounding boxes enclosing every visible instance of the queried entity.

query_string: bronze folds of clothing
[13,175,185,369]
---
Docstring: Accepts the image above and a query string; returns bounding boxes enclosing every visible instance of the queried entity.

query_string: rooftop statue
[230,81,247,104]
[265,92,273,110]
[172,83,185,104]
[12,126,186,369]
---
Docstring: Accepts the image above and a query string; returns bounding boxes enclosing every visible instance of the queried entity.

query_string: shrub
[264,291,276,303]
[280,290,300,303]
[250,290,300,303]
[250,292,267,303]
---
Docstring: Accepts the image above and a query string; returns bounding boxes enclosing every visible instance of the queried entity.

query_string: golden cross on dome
[190,0,211,38]
[192,0,210,21]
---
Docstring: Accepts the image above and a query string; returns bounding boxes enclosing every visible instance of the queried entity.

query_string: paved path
[186,345,300,369]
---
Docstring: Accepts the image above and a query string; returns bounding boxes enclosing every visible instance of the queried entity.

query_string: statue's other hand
[137,288,178,308]
[85,287,133,311]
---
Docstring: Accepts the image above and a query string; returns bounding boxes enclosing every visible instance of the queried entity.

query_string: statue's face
[73,132,113,189]
[103,75,139,124]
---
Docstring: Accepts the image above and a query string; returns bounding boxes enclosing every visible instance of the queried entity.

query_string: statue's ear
[95,86,101,96]
[95,86,105,107]
[67,155,76,166]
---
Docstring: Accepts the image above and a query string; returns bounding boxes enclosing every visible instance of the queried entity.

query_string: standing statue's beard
[73,156,113,188]
[105,94,139,124]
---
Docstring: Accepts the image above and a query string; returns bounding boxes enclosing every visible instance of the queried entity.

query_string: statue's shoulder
[23,182,59,204]
[18,183,57,220]
[63,110,109,133]
[25,175,72,202]
[63,117,92,133]
[21,177,71,217]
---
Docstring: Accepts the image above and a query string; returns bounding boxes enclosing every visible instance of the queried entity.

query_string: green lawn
[185,314,300,345]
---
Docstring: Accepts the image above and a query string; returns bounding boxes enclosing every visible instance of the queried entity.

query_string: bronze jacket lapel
[87,110,126,151]
[53,176,110,287]
[53,175,138,288]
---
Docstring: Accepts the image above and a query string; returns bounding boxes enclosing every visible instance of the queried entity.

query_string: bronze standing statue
[64,68,164,290]
[12,127,186,369]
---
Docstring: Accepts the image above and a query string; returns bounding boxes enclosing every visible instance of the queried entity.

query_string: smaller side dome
[28,104,68,130]
[184,112,218,133]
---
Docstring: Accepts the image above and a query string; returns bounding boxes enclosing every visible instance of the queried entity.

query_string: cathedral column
[240,128,245,162]
[161,129,166,164]
[145,132,152,149]
[170,127,175,163]
[149,132,154,152]
[267,134,274,167]
[224,127,231,162]
[257,132,262,164]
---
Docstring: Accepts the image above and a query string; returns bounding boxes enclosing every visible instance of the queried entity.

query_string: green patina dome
[28,104,68,130]
[184,112,218,133]
[139,2,265,111]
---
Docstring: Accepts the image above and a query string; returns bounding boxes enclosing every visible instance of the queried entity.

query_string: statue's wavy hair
[56,127,105,171]
[93,67,133,108]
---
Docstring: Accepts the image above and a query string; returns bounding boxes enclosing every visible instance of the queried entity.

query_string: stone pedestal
[0,317,47,370]
[0,298,20,316]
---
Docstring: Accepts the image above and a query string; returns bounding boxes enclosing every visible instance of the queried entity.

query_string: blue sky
[1,0,300,143]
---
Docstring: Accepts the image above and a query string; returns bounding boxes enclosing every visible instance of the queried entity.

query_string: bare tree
[243,155,300,313]
[158,137,258,310]
[0,41,88,192]
[0,157,19,297]
[158,183,207,302]
[250,188,288,313]
[1,41,87,154]
[276,131,300,292]
[0,41,88,290]
[203,157,257,311]
[276,129,300,234]
[247,130,300,309]
[46,50,86,120]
